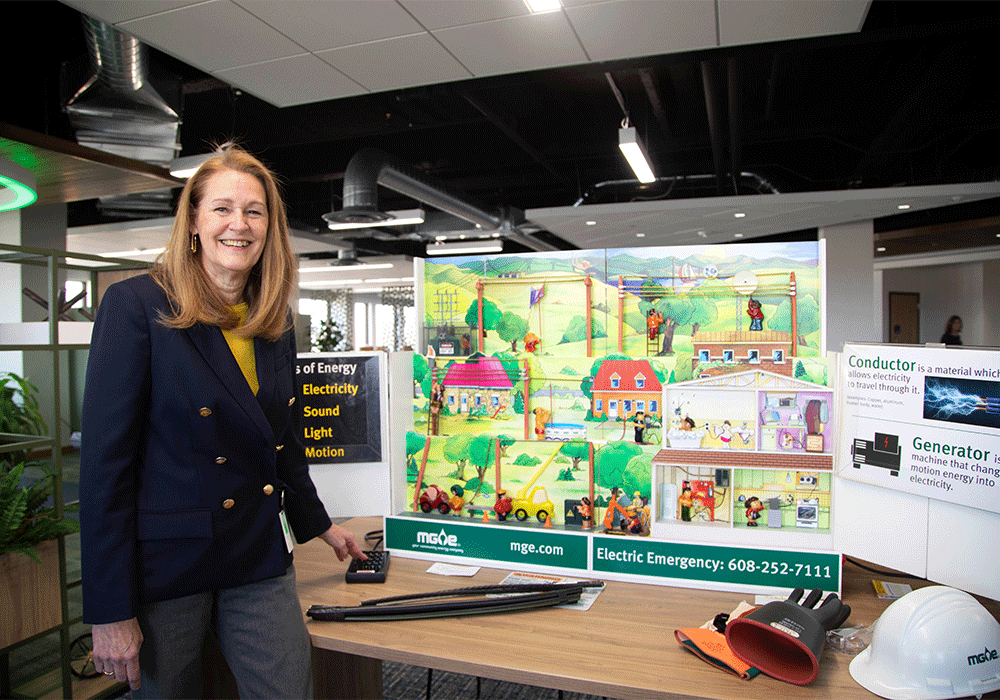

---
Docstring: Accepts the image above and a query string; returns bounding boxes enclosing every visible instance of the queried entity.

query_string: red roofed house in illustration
[591,359,663,421]
[441,356,515,415]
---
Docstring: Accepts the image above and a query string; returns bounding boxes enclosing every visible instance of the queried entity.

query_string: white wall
[819,220,877,352]
[881,261,987,346]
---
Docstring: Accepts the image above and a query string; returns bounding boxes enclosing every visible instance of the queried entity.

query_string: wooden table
[296,517,1000,700]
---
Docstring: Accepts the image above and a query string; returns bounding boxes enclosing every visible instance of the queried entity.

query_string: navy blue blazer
[80,274,332,625]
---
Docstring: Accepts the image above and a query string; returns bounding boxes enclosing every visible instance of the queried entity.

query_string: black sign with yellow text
[295,354,382,463]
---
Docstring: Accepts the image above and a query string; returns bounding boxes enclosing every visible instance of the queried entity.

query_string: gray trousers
[134,565,312,700]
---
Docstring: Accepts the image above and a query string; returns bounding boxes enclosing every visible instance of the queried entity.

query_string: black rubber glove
[724,587,851,685]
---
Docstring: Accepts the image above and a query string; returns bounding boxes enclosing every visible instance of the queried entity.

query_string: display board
[296,353,383,464]
[391,242,841,596]
[838,343,999,514]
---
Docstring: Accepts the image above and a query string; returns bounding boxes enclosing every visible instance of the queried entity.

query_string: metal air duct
[324,148,558,252]
[65,16,181,166]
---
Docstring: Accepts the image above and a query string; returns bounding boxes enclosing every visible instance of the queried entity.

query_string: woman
[79,145,365,698]
[940,315,963,345]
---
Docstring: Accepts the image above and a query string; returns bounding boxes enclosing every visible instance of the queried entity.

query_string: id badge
[279,509,294,553]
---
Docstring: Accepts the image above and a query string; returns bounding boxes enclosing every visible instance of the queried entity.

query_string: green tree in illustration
[560,441,590,470]
[770,293,820,348]
[496,311,529,352]
[622,453,652,500]
[466,435,498,499]
[560,315,607,344]
[405,431,428,485]
[686,292,718,338]
[412,353,431,399]
[497,435,516,456]
[465,297,502,336]
[593,441,643,492]
[443,433,475,480]
[795,360,808,378]
[514,453,541,466]
[652,295,695,355]
[672,352,694,383]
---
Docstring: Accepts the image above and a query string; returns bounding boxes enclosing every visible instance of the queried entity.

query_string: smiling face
[191,169,268,303]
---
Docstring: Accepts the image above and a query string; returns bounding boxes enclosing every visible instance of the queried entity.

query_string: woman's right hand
[92,617,143,690]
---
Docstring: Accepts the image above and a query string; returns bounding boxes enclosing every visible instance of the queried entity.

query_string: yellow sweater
[221,303,258,395]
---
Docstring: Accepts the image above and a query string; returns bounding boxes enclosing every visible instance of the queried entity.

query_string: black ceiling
[10,0,1000,258]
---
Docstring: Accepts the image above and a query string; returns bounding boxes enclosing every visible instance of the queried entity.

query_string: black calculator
[345,550,390,583]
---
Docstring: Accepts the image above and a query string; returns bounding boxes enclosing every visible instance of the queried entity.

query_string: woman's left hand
[317,523,367,561]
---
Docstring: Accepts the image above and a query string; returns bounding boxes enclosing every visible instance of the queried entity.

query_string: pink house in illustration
[441,356,515,415]
[591,359,662,420]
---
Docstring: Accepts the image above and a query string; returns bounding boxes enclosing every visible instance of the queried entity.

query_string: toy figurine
[533,407,551,440]
[745,496,764,526]
[632,410,647,444]
[460,333,471,354]
[747,297,764,331]
[449,484,465,516]
[632,490,644,512]
[429,380,443,434]
[677,485,693,522]
[575,497,593,529]
[524,332,540,353]
[494,489,513,521]
[603,487,632,531]
[647,308,663,340]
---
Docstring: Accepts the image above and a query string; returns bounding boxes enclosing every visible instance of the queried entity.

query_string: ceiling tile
[566,0,718,62]
[318,34,470,93]
[119,0,306,72]
[434,11,587,77]
[236,0,425,52]
[398,0,528,30]
[718,0,869,46]
[60,0,201,25]
[214,53,365,107]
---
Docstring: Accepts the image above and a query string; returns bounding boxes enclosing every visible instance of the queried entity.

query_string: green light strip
[0,174,38,212]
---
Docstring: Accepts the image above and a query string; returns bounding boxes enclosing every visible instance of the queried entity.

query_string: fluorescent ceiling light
[524,0,561,12]
[299,262,394,272]
[0,157,38,212]
[618,127,655,183]
[169,153,214,179]
[425,240,504,256]
[325,208,425,231]
[299,279,364,288]
[99,247,166,258]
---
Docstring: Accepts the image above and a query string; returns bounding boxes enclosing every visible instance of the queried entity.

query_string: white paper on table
[426,562,481,577]
[496,571,604,611]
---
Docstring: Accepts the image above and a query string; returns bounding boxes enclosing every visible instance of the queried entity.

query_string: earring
[190,234,199,254]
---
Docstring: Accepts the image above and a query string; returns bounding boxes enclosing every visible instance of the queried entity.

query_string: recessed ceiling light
[877,246,886,252]
[586,221,597,226]
[636,233,645,238]
[734,212,746,218]
[734,233,744,238]
[524,0,560,13]
[897,204,910,210]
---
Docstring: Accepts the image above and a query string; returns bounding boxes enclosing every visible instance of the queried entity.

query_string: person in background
[940,315,963,345]
[79,144,366,699]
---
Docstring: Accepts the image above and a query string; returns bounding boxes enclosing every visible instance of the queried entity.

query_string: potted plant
[313,318,344,352]
[1,372,47,468]
[0,372,79,648]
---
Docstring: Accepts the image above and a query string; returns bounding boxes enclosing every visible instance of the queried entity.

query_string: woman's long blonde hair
[152,145,296,341]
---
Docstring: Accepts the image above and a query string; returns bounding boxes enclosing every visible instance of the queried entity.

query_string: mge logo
[416,529,459,547]
[968,647,998,666]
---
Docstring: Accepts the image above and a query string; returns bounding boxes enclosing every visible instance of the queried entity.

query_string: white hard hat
[849,586,1000,700]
